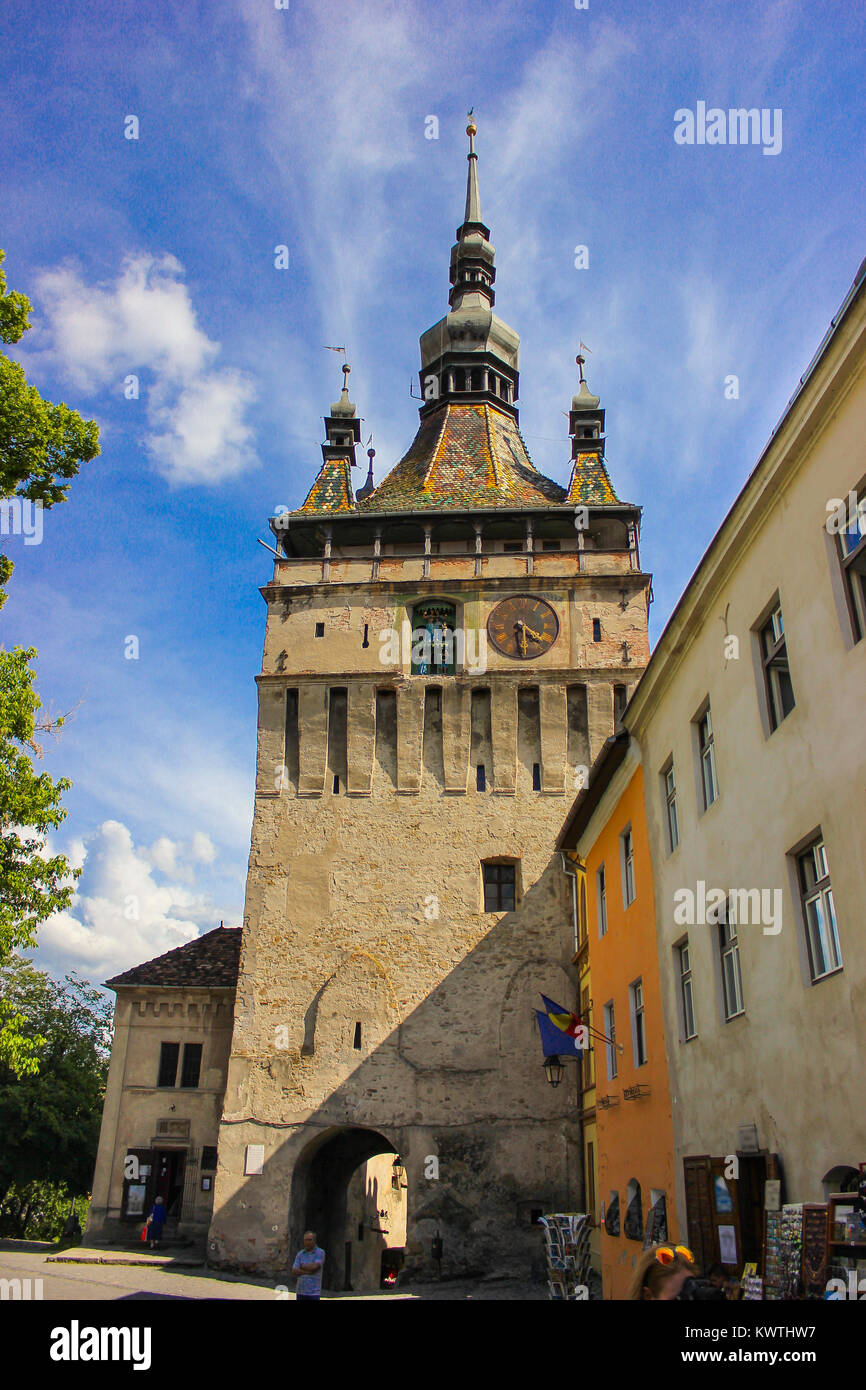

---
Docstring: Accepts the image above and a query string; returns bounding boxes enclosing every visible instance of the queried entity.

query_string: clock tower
[208,119,651,1287]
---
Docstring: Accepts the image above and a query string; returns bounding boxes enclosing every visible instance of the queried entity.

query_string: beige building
[625,255,866,1270]
[86,928,240,1244]
[203,121,650,1287]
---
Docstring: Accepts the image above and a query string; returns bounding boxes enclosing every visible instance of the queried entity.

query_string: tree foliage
[0,957,111,1219]
[0,648,81,1074]
[0,250,99,1068]
[0,249,100,518]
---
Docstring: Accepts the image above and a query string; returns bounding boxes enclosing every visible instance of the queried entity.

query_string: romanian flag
[536,994,584,1058]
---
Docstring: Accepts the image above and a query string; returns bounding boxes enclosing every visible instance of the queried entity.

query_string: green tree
[0,250,99,1069]
[0,956,111,1233]
[0,248,100,604]
[0,648,80,1075]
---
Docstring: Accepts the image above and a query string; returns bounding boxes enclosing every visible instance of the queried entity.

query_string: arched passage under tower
[289,1125,407,1292]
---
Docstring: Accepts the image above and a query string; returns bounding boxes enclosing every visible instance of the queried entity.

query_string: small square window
[483,862,516,912]
[315,622,325,637]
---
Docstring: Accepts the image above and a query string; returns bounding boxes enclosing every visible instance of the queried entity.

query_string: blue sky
[2,0,864,984]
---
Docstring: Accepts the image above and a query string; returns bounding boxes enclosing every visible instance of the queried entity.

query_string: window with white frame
[662,757,679,852]
[603,1001,617,1079]
[630,979,647,1066]
[835,482,866,641]
[696,705,719,810]
[796,837,843,981]
[719,903,744,1020]
[621,826,635,907]
[759,602,795,731]
[677,940,696,1040]
[597,864,608,937]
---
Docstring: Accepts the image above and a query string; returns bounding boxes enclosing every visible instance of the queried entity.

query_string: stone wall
[208,559,649,1282]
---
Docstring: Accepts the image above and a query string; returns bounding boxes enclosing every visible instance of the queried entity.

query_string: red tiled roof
[105,927,242,990]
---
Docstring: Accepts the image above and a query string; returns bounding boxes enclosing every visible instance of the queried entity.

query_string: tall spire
[415,116,521,421]
[449,114,496,314]
[463,111,482,226]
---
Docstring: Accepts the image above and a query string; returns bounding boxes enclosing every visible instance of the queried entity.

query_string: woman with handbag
[144,1195,167,1250]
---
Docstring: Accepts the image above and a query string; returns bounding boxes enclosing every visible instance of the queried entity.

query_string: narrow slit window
[476,764,486,791]
[333,774,340,794]
[592,618,602,642]
[362,624,369,648]
[353,1022,362,1050]
[532,762,541,791]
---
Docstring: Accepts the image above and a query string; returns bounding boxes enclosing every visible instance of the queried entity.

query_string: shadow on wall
[207,858,582,1290]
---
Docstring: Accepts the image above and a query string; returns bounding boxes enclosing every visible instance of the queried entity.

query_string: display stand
[539,1212,591,1300]
[763,1203,803,1299]
[826,1192,866,1291]
[801,1203,829,1297]
[763,1210,783,1299]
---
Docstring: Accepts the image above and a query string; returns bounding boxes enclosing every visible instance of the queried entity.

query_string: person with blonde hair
[629,1243,697,1299]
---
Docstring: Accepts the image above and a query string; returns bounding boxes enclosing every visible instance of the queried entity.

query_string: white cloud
[146,368,257,485]
[36,819,230,982]
[146,830,217,882]
[30,254,257,486]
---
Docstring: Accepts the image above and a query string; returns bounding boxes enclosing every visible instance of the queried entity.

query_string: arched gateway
[290,1126,405,1292]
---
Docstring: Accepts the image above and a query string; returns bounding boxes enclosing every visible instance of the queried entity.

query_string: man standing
[291,1230,326,1300]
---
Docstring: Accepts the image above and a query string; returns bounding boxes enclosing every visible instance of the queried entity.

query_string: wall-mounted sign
[126,1184,147,1216]
[244,1144,264,1176]
[718,1224,737,1264]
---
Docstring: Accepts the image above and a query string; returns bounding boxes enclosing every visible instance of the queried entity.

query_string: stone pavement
[0,1244,547,1300]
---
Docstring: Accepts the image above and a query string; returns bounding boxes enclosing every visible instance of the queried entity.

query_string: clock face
[487,595,559,660]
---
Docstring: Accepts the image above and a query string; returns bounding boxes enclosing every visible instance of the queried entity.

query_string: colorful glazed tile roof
[292,408,624,516]
[357,403,566,511]
[297,454,355,513]
[566,451,620,505]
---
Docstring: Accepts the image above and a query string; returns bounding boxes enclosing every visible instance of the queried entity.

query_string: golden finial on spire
[466,108,477,154]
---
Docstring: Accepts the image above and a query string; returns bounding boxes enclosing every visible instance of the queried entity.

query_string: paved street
[0,1244,545,1300]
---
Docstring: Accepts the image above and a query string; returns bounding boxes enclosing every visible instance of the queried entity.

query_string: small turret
[322,363,361,465]
[569,355,605,458]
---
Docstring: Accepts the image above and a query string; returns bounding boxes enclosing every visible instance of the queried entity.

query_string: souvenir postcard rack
[539,1212,591,1300]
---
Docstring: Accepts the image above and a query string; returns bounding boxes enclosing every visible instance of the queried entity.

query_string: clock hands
[515,619,547,648]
